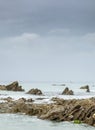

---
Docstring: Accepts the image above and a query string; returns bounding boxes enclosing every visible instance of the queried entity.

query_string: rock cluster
[0,81,24,91]
[26,88,43,95]
[0,81,95,127]
[62,87,74,95]
[0,97,95,127]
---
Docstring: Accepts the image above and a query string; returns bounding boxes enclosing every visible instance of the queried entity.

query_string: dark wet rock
[68,90,74,95]
[80,85,89,89]
[6,81,24,91]
[36,98,46,100]
[0,81,24,91]
[26,88,43,95]
[85,105,95,119]
[80,85,90,92]
[62,87,74,95]
[26,98,34,102]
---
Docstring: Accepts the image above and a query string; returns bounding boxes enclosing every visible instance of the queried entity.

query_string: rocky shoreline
[0,96,95,127]
[0,81,95,127]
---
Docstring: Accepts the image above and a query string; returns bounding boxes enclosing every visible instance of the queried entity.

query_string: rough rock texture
[26,88,43,95]
[80,85,90,92]
[62,87,74,95]
[0,81,24,91]
[0,98,93,125]
[0,97,95,126]
[6,81,24,91]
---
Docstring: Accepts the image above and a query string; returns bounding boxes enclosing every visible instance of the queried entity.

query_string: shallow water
[0,114,94,130]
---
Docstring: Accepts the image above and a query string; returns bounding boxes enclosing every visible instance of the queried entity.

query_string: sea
[0,81,95,130]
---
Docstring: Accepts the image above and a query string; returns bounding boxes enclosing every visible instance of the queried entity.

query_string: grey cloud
[0,0,95,37]
[0,32,95,82]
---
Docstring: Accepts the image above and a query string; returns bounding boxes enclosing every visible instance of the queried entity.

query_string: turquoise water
[0,114,94,130]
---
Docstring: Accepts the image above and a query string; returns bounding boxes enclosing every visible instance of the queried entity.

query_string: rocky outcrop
[26,88,43,95]
[0,81,24,91]
[80,85,90,92]
[62,87,74,95]
[0,97,95,126]
[39,98,95,126]
[6,81,24,91]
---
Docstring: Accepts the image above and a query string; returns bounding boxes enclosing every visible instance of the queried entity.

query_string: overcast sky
[0,0,95,82]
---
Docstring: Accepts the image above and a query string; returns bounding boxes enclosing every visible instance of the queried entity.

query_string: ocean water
[0,81,95,102]
[0,81,95,129]
[0,114,94,130]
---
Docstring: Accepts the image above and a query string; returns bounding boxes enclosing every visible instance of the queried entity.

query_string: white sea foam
[0,82,95,103]
[0,82,95,129]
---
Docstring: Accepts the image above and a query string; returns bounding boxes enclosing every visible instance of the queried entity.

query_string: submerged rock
[60,84,66,86]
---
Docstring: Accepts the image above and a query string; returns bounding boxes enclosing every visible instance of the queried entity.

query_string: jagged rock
[62,87,74,95]
[0,81,24,91]
[5,81,24,91]
[80,85,90,92]
[26,88,43,95]
[0,96,95,126]
[85,105,95,118]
